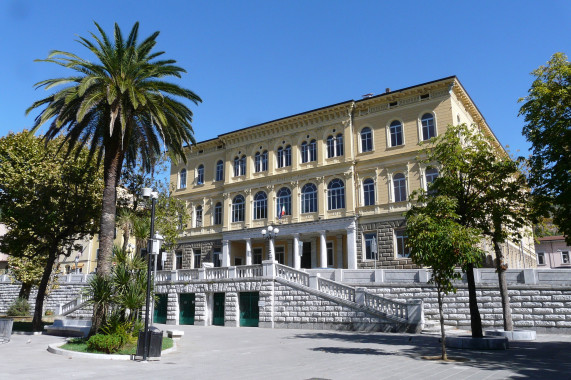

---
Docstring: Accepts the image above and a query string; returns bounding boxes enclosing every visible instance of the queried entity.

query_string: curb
[47,339,177,360]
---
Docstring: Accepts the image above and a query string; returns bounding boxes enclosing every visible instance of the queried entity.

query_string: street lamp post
[74,254,80,274]
[142,187,159,361]
[261,225,279,261]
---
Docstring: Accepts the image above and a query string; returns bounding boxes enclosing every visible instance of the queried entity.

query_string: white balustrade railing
[206,267,229,280]
[60,293,92,315]
[363,292,408,320]
[178,269,199,281]
[275,264,309,287]
[237,265,263,278]
[155,271,172,283]
[317,277,355,302]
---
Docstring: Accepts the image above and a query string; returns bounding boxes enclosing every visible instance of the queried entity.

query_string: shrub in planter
[7,298,30,317]
[87,333,123,354]
[44,309,54,316]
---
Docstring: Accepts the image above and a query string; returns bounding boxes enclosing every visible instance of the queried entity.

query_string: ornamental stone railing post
[334,269,343,282]
[198,267,206,280]
[374,269,384,283]
[406,299,424,333]
[309,273,320,290]
[355,287,366,306]
[171,270,178,282]
[523,269,537,284]
[228,266,237,279]
[262,260,276,278]
[417,269,429,283]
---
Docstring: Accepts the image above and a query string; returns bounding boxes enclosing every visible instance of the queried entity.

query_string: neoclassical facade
[169,76,534,271]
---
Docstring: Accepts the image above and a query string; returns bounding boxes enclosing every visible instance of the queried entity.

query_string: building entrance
[301,242,312,269]
[179,293,195,325]
[212,292,225,326]
[153,294,168,324]
[239,292,259,327]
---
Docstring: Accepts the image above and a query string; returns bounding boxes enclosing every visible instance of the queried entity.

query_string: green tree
[519,52,571,244]
[406,196,482,360]
[0,132,102,330]
[419,124,534,335]
[26,22,201,279]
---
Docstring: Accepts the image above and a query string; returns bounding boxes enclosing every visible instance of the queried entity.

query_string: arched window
[336,133,344,156]
[421,113,436,140]
[196,165,204,185]
[276,187,291,218]
[215,160,224,181]
[363,178,375,206]
[425,168,439,194]
[301,183,317,213]
[327,179,345,210]
[214,202,222,225]
[301,141,308,163]
[326,135,335,158]
[255,151,267,173]
[277,145,291,168]
[234,155,246,176]
[179,169,187,189]
[308,139,317,162]
[232,195,245,222]
[390,121,403,147]
[361,127,373,152]
[253,191,267,220]
[195,205,203,227]
[393,173,407,202]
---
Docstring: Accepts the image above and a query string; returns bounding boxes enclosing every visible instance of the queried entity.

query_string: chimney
[385,88,391,93]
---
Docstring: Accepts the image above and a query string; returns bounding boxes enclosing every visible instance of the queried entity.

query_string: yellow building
[170,76,536,270]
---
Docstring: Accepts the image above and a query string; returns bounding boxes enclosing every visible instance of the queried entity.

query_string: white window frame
[179,168,187,189]
[395,229,410,258]
[362,178,375,206]
[562,251,570,264]
[360,127,373,153]
[392,173,408,202]
[363,232,377,261]
[537,252,545,266]
[419,112,437,141]
[386,120,404,147]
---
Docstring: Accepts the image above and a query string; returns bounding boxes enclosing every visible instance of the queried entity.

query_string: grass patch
[61,336,173,355]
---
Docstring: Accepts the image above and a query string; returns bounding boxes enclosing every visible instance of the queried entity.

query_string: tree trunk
[31,252,56,331]
[97,146,123,276]
[466,263,483,338]
[494,240,513,331]
[437,286,447,360]
[121,227,130,253]
[18,282,32,300]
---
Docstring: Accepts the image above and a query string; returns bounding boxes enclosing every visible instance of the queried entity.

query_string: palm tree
[116,208,134,253]
[27,22,201,280]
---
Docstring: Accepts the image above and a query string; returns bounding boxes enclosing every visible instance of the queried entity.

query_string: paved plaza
[2,325,571,379]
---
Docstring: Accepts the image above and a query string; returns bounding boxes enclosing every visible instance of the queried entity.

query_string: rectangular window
[213,249,221,267]
[253,248,263,265]
[537,252,545,265]
[327,242,334,267]
[395,230,410,258]
[275,246,285,265]
[196,208,203,227]
[175,251,183,270]
[364,233,377,260]
[193,249,201,269]
[562,251,570,264]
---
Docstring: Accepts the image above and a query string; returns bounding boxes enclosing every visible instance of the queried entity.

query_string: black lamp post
[142,187,158,361]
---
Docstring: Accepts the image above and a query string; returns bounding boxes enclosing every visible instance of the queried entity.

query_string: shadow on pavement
[292,332,571,379]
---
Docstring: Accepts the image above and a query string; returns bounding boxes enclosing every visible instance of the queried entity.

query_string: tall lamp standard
[142,187,159,361]
[261,225,279,261]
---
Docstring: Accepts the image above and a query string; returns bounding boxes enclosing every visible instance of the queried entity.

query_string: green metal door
[179,293,195,325]
[239,292,259,327]
[153,294,168,324]
[213,293,225,326]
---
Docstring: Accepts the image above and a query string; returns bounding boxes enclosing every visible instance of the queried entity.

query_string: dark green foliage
[87,333,123,354]
[519,52,571,244]
[7,298,31,316]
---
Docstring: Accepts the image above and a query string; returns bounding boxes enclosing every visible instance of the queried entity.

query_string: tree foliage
[418,124,535,334]
[26,22,201,280]
[406,195,482,360]
[519,52,571,244]
[0,132,103,330]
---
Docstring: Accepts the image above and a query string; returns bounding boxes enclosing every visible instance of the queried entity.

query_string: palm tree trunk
[97,146,123,277]
[121,227,130,253]
[466,263,483,338]
[32,250,56,331]
[494,240,513,331]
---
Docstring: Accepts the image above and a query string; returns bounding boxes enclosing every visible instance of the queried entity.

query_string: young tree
[419,124,534,335]
[0,132,103,330]
[519,52,571,244]
[26,22,201,279]
[406,196,482,360]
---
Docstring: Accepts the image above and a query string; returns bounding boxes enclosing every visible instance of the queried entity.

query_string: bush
[7,298,30,316]
[87,333,124,354]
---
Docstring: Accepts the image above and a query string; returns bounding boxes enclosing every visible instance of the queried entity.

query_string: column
[336,234,343,269]
[245,238,252,265]
[291,181,300,222]
[317,176,326,218]
[245,189,252,228]
[293,233,300,269]
[267,185,276,224]
[222,240,230,267]
[189,247,195,269]
[346,222,357,269]
[319,231,327,268]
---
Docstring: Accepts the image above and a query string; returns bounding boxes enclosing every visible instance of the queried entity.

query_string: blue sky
[1,1,569,157]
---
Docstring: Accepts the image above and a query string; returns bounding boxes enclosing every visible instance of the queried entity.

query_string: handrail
[60,294,92,316]
[363,292,408,320]
[178,269,199,281]
[237,265,263,278]
[275,263,309,287]
[317,276,355,302]
[206,267,229,280]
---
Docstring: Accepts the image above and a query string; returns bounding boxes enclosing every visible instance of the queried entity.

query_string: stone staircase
[273,264,423,333]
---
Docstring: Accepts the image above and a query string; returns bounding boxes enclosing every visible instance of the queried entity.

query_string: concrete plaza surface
[2,325,571,380]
